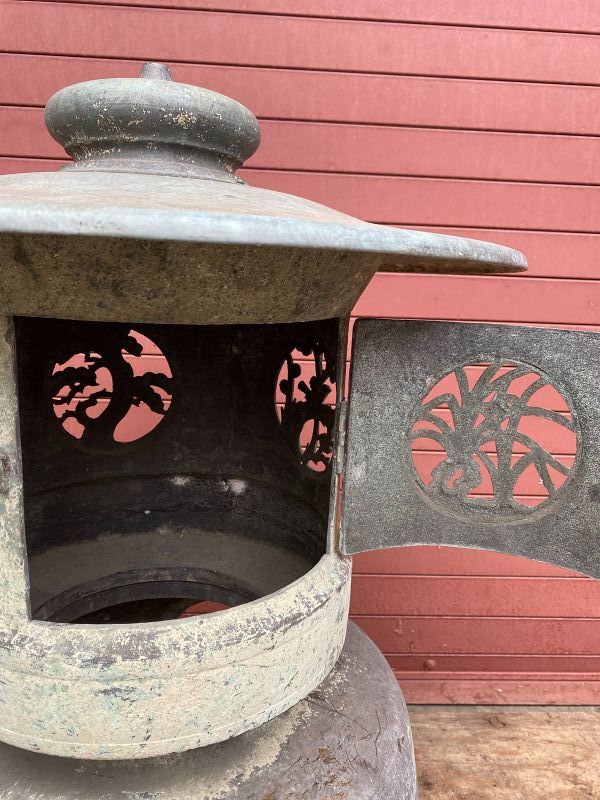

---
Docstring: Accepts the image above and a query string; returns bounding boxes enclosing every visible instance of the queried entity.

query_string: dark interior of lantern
[14,316,339,623]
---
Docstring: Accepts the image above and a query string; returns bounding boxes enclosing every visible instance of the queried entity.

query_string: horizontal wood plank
[355,274,600,325]
[352,547,580,577]
[44,0,600,36]
[10,106,600,186]
[6,4,600,85]
[247,171,600,231]
[353,616,600,655]
[401,670,600,681]
[7,54,600,137]
[0,157,62,173]
[402,677,600,703]
[387,653,600,672]
[252,125,600,185]
[350,576,600,618]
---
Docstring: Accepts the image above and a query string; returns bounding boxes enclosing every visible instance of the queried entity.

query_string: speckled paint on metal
[0,230,376,324]
[1,539,351,760]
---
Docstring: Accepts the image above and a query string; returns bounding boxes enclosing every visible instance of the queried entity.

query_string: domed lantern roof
[0,62,526,325]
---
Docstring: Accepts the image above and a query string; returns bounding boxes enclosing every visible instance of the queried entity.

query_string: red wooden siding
[7,4,600,84]
[39,0,600,36]
[2,0,600,703]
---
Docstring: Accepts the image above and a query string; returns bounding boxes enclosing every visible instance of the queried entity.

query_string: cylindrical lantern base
[0,622,417,799]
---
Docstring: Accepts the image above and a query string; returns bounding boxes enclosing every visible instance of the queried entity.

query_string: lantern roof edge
[0,171,526,274]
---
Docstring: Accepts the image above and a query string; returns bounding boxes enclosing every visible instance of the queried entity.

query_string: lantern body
[0,62,528,766]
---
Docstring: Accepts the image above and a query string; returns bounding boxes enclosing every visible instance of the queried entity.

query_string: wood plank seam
[31,0,600,40]
[10,4,600,87]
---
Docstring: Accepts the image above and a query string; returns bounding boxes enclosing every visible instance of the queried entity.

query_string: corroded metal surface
[0,62,526,329]
[0,622,417,799]
[0,553,351,759]
[341,320,600,578]
[0,318,29,627]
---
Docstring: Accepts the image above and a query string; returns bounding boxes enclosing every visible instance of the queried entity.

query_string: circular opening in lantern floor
[0,553,351,759]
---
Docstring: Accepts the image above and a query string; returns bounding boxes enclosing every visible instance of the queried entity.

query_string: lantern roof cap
[0,62,526,275]
[43,61,261,183]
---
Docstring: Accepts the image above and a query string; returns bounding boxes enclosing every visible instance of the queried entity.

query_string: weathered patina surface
[0,314,352,759]
[0,317,30,626]
[0,622,417,800]
[45,60,261,182]
[0,231,375,324]
[0,550,351,759]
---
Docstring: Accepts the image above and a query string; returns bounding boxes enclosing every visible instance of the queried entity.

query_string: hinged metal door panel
[340,320,600,578]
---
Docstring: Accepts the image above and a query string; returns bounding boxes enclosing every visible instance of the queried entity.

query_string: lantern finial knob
[44,64,260,182]
[140,61,173,81]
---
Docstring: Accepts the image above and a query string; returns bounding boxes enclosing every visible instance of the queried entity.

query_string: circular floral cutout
[276,342,336,473]
[51,329,173,448]
[410,359,579,520]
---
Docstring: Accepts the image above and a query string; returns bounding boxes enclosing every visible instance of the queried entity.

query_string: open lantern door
[340,320,600,579]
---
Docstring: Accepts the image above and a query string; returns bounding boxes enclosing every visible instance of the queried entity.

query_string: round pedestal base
[0,622,417,799]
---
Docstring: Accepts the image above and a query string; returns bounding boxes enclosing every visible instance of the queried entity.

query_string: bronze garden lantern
[5,61,588,798]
